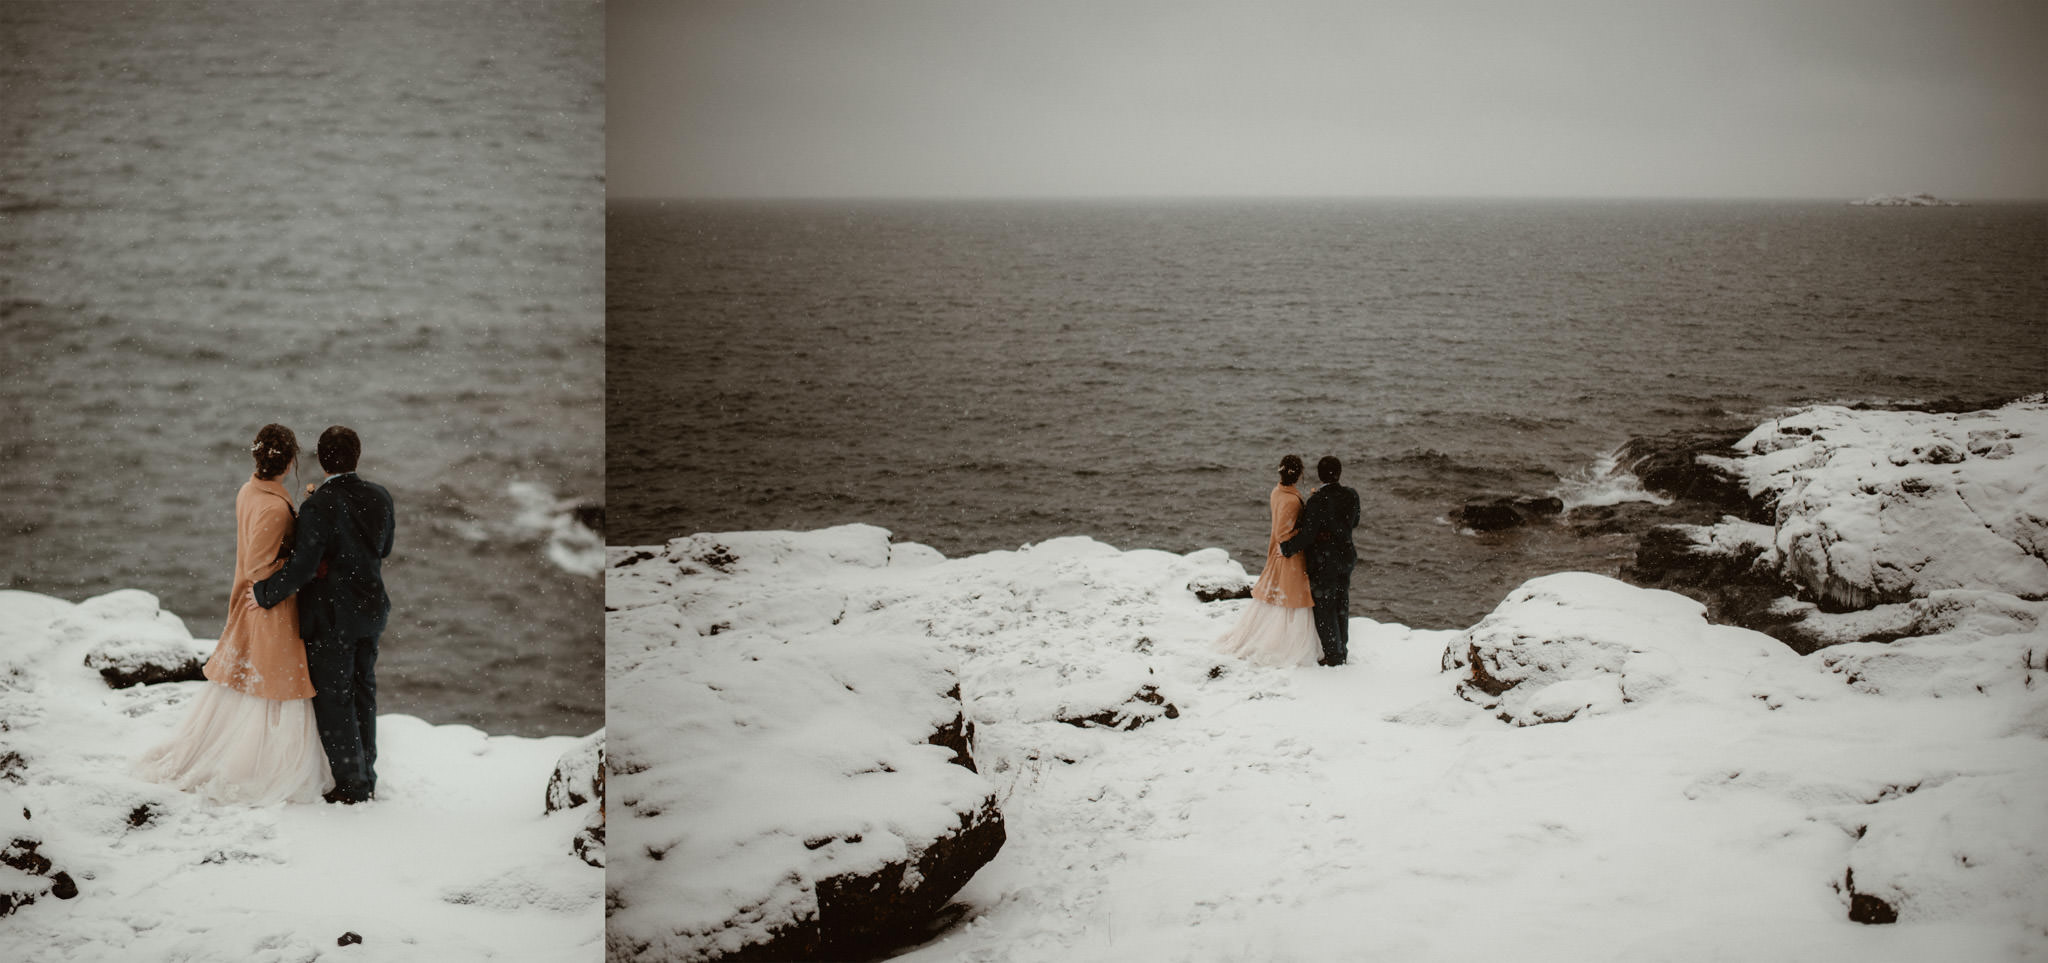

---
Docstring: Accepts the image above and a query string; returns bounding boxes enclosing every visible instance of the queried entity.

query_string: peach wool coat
[1252,483,1315,608]
[203,474,317,700]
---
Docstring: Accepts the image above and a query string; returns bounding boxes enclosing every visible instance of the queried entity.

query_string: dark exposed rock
[0,751,24,784]
[569,501,604,537]
[338,932,364,946]
[1847,394,2017,415]
[926,687,979,773]
[82,638,207,689]
[1453,498,1525,532]
[1,836,72,917]
[1845,869,1898,924]
[3,838,51,877]
[1188,576,1252,603]
[612,550,657,568]
[718,800,1007,963]
[1460,641,1517,698]
[126,803,159,828]
[1623,526,1832,652]
[1057,684,1180,731]
[1562,501,1664,537]
[1452,495,1566,532]
[694,543,739,573]
[1614,428,1765,522]
[666,671,1008,963]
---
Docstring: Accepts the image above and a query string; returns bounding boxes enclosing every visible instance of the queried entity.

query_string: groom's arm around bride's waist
[254,490,336,609]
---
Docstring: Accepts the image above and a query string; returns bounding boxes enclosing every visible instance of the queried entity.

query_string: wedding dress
[137,474,334,805]
[1212,483,1323,667]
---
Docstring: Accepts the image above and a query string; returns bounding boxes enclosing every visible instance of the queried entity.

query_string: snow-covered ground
[0,590,603,963]
[630,395,2048,961]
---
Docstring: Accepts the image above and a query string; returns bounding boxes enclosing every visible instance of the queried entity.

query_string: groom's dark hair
[317,425,361,474]
[1317,456,1342,484]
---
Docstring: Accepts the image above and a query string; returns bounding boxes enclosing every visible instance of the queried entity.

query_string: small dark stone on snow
[1848,893,1897,924]
[338,931,364,946]
[1190,582,1252,603]
[48,871,76,900]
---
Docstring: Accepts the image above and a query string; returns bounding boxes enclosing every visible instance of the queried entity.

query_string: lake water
[608,198,2046,630]
[0,2,604,737]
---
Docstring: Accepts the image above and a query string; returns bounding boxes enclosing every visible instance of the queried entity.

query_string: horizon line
[607,191,2041,204]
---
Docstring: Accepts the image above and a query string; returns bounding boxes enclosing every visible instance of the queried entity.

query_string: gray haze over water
[1,2,604,737]
[613,0,2048,201]
[609,199,2047,630]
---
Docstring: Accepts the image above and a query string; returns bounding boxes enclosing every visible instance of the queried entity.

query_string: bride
[1212,454,1323,667]
[136,424,334,805]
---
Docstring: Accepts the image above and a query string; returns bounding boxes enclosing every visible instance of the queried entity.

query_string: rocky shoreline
[625,397,2046,961]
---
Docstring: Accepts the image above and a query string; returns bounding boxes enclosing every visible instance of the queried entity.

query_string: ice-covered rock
[606,525,1006,963]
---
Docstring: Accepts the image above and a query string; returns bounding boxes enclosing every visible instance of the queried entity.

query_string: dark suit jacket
[1280,482,1359,594]
[256,474,395,643]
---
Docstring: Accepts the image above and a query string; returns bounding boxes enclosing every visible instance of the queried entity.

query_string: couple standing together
[137,424,396,806]
[1214,454,1360,668]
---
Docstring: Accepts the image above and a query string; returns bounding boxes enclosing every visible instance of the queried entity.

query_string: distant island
[1849,193,1963,207]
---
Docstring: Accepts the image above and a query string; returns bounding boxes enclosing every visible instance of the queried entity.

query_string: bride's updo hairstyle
[251,424,299,481]
[1278,454,1304,486]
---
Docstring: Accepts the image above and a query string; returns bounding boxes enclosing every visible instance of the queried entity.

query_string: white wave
[1552,451,1672,509]
[507,481,604,578]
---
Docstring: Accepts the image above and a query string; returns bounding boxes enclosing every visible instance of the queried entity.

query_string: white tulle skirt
[136,682,335,806]
[1212,599,1322,667]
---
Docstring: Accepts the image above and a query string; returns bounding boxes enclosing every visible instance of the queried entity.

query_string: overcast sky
[610,0,2048,200]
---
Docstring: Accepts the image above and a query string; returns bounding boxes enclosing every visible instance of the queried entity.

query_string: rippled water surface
[610,199,2045,630]
[1,3,604,736]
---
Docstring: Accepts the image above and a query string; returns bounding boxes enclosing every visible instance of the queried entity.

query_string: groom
[1281,455,1359,666]
[245,425,396,804]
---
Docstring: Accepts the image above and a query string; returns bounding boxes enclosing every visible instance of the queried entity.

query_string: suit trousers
[1311,589,1349,665]
[307,634,379,801]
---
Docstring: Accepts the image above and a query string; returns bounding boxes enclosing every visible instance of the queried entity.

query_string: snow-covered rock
[0,590,601,962]
[606,525,1008,963]
[1630,399,2048,695]
[1729,401,2048,610]
[546,730,605,868]
[1445,572,1797,725]
[52,590,211,689]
